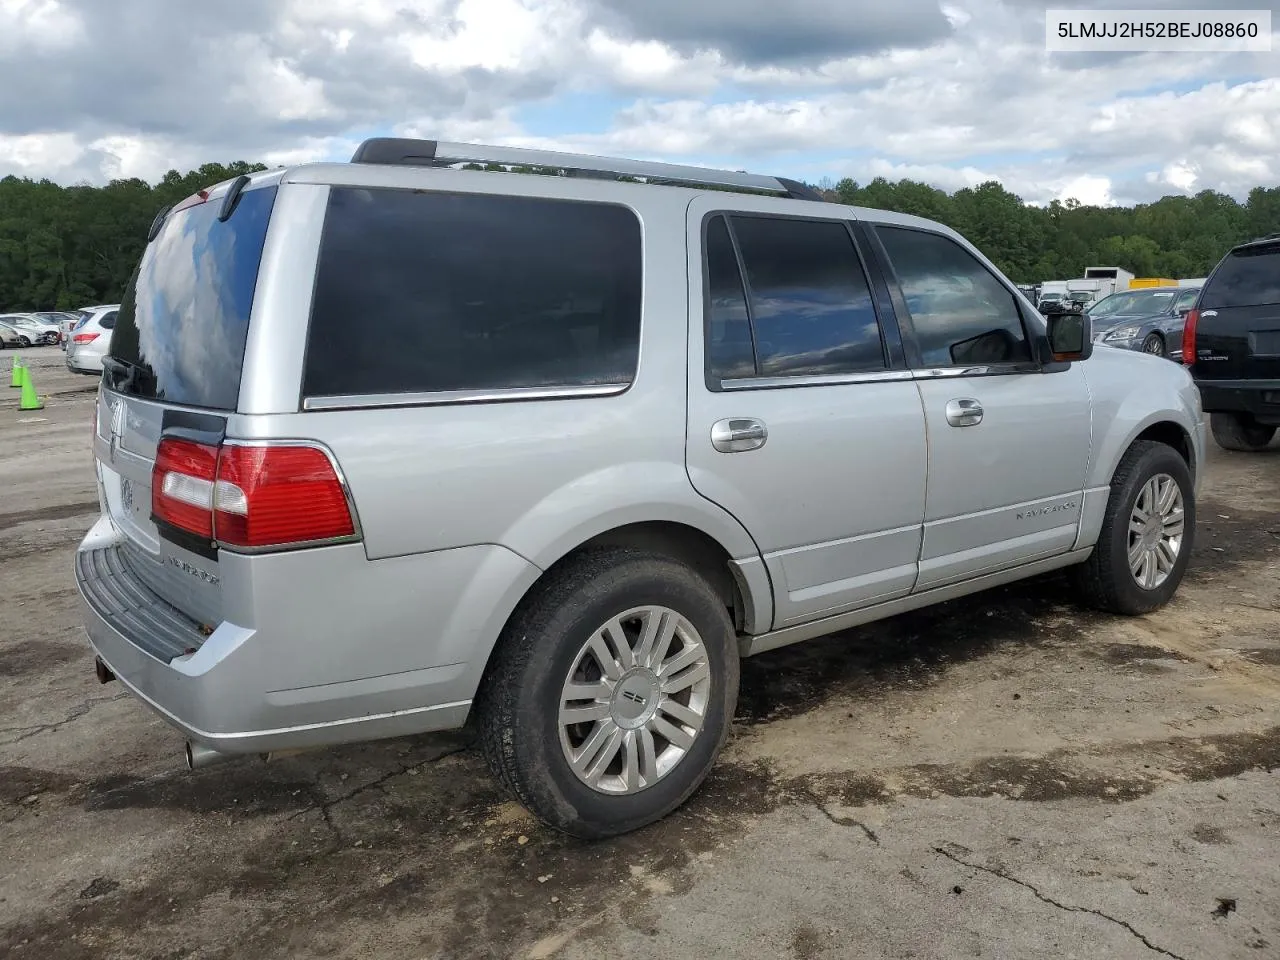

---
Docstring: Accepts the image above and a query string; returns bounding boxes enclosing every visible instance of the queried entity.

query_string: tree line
[2,160,1279,311]
[0,162,266,312]
[819,177,1280,283]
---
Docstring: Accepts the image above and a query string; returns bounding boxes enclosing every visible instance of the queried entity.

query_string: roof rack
[349,137,824,201]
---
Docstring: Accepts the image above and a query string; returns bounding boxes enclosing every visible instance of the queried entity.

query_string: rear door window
[875,226,1032,367]
[1172,289,1199,313]
[302,188,643,399]
[107,185,278,410]
[1203,246,1280,308]
[703,214,887,384]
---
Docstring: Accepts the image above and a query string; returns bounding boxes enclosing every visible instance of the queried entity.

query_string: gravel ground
[2,356,1279,960]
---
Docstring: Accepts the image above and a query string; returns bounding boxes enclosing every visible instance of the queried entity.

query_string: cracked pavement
[3,361,1280,960]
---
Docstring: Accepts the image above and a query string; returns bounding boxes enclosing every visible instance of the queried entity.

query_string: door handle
[711,418,768,453]
[945,398,983,427]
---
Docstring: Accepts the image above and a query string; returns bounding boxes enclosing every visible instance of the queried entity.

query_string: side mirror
[1045,310,1093,363]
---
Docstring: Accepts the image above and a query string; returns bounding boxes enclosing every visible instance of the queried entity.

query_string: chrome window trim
[300,382,630,411]
[911,364,1041,380]
[718,369,912,391]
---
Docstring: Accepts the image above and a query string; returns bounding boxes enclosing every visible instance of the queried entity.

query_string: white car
[65,305,120,374]
[0,313,58,347]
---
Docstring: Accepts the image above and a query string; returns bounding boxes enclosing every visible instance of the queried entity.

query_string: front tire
[1140,333,1165,357]
[476,547,739,839]
[1210,412,1276,452]
[17,336,30,348]
[1072,441,1195,615]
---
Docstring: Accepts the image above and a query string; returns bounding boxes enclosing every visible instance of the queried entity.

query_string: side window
[706,214,885,382]
[705,216,757,381]
[1173,289,1199,313]
[875,226,1032,367]
[99,312,118,330]
[303,188,643,398]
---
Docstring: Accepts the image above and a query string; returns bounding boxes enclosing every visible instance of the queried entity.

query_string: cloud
[587,0,953,64]
[0,0,1275,210]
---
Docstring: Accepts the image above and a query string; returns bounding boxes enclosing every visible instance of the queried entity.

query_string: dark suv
[1185,236,1280,451]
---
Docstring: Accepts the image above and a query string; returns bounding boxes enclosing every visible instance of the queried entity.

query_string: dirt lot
[3,354,1279,960]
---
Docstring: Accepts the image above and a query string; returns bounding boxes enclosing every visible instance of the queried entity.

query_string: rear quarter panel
[229,172,770,681]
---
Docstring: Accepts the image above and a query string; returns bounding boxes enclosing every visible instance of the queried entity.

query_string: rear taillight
[153,438,218,539]
[73,332,99,343]
[152,438,356,550]
[1181,309,1199,365]
[213,444,355,548]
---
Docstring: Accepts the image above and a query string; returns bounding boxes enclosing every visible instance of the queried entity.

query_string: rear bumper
[1196,380,1280,425]
[66,350,105,373]
[75,513,540,754]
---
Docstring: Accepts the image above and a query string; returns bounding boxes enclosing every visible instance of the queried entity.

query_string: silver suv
[77,138,1205,838]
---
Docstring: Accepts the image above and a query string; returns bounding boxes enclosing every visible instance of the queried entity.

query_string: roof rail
[349,137,824,201]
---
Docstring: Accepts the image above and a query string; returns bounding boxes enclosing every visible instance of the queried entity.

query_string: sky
[1,0,1278,206]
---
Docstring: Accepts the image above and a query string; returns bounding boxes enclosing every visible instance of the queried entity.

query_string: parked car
[65,305,119,373]
[0,321,23,348]
[1185,235,1280,451]
[0,313,58,346]
[1089,285,1201,359]
[32,311,77,344]
[77,138,1205,840]
[62,307,103,348]
[24,313,64,344]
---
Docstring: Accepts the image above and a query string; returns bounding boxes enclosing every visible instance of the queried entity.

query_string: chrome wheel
[1128,473,1184,590]
[558,605,711,796]
[1141,334,1165,356]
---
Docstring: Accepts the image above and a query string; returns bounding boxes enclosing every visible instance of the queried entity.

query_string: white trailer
[1081,266,1136,299]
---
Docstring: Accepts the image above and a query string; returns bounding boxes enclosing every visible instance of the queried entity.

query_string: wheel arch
[1077,414,1198,553]
[465,518,770,724]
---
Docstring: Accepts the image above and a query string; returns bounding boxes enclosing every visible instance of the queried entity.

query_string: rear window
[302,187,642,399]
[107,185,278,409]
[1203,246,1280,308]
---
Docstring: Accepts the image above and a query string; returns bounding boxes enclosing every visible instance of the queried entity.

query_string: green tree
[0,162,265,310]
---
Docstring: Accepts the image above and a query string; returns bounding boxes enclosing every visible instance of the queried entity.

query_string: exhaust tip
[185,741,231,770]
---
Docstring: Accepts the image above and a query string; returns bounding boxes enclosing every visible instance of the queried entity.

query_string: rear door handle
[711,418,768,453]
[945,398,983,427]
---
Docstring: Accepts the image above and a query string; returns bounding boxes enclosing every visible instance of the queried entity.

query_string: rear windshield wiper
[102,356,154,394]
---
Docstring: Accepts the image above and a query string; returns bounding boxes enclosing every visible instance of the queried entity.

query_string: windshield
[1089,289,1177,318]
[107,185,277,409]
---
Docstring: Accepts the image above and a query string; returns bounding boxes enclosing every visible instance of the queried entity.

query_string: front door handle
[945,398,983,427]
[711,418,768,453]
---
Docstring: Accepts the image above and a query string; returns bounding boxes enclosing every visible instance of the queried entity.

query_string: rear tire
[1210,412,1276,452]
[1072,441,1195,615]
[476,547,739,839]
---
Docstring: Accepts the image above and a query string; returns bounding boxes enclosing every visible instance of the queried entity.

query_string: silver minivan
[78,138,1205,838]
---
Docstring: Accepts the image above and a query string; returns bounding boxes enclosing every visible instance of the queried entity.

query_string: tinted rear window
[303,187,642,399]
[107,185,277,409]
[1204,246,1280,308]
